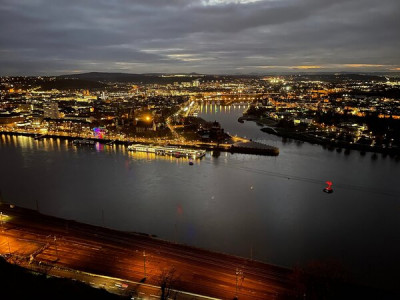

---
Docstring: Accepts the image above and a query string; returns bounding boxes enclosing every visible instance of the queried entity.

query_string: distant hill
[58,72,397,85]
[39,78,108,90]
[289,73,387,83]
[58,72,257,84]
[59,72,200,84]
[60,72,152,82]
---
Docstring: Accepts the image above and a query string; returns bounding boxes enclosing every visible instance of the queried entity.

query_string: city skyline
[1,0,399,76]
[1,1,400,298]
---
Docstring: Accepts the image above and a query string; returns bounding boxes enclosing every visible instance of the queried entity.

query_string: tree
[158,267,180,300]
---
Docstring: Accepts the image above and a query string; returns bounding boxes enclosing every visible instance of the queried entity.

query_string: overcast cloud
[0,0,399,75]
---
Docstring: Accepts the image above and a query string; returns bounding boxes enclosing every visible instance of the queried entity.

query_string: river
[1,102,399,290]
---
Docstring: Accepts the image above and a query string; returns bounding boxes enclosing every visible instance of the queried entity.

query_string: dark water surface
[1,103,399,289]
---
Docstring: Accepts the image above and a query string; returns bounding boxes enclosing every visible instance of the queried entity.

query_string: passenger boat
[127,144,206,159]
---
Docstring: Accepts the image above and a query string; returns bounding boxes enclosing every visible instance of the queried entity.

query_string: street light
[54,236,58,258]
[143,250,147,279]
[235,268,243,299]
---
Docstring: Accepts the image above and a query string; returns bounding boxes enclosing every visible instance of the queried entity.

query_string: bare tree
[158,267,180,300]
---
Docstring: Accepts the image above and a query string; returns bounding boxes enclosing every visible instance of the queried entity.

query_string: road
[0,204,295,299]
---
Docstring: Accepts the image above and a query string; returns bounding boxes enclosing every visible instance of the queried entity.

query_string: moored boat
[127,144,206,159]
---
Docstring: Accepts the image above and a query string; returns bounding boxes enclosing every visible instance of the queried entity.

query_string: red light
[325,181,333,190]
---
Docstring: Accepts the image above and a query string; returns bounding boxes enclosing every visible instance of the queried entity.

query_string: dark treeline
[316,110,400,142]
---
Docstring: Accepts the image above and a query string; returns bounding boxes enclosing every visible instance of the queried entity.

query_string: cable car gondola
[323,181,334,194]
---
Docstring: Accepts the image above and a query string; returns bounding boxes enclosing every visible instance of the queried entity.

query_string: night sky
[1,0,399,75]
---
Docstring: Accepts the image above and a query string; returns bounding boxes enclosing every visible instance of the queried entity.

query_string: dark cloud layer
[0,0,399,75]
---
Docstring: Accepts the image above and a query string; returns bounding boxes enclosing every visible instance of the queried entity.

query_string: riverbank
[1,203,398,299]
[238,117,400,156]
[261,127,400,156]
[0,203,294,300]
[0,130,280,156]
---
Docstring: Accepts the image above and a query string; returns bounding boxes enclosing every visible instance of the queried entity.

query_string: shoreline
[262,127,400,156]
[1,203,398,298]
[0,130,280,156]
[0,202,294,299]
[238,117,400,156]
[0,202,286,269]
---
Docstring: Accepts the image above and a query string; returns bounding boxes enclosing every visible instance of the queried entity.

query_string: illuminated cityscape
[1,74,399,155]
[1,0,400,300]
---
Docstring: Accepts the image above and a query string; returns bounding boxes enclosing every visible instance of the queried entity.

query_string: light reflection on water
[1,105,400,290]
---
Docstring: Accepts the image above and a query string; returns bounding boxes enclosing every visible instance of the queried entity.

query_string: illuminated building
[43,101,59,119]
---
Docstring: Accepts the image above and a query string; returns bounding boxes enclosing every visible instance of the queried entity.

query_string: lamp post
[143,250,147,279]
[235,268,243,299]
[54,236,58,258]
